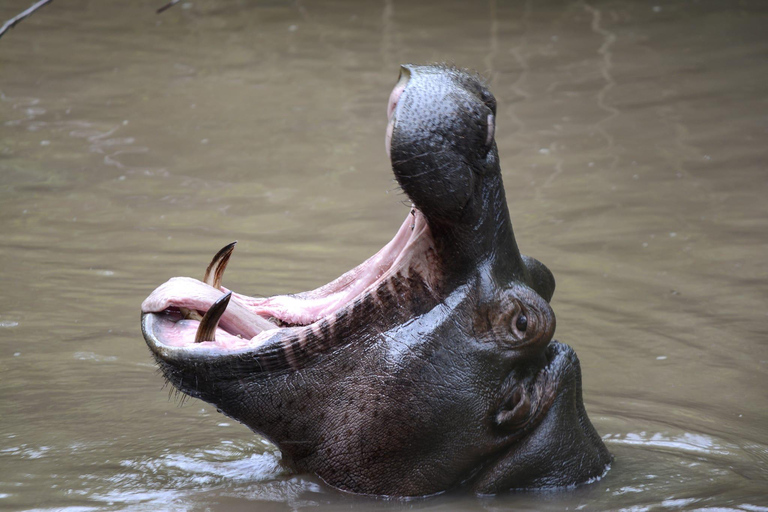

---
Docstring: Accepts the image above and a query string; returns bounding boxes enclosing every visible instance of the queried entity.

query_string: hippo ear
[522,255,555,303]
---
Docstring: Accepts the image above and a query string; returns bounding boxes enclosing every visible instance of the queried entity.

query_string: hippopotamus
[141,64,611,497]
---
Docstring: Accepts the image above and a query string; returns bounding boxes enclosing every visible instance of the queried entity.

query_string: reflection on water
[1,0,767,510]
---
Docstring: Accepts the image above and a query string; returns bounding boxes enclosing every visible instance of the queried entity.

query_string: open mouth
[141,208,437,358]
[144,69,423,360]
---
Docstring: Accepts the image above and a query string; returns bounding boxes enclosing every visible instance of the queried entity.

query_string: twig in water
[156,0,181,14]
[0,0,54,40]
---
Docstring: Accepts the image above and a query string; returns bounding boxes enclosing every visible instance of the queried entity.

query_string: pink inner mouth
[142,209,433,351]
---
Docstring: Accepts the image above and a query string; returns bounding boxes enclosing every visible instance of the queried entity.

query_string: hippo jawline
[141,206,439,366]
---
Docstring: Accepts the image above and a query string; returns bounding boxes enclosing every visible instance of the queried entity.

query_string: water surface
[1,0,767,510]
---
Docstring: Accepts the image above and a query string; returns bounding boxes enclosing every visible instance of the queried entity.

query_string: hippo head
[141,64,611,497]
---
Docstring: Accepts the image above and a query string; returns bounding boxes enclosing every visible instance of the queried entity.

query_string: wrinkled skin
[141,64,611,497]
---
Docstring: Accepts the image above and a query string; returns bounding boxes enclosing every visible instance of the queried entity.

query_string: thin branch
[156,0,181,14]
[0,0,54,40]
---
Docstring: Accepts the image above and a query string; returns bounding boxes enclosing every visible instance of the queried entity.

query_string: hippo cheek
[274,321,545,497]
[289,337,610,496]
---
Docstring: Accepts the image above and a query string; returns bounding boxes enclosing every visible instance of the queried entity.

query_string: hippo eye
[515,314,528,333]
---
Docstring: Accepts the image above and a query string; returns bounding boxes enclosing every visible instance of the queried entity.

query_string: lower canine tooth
[194,291,232,343]
[203,241,237,289]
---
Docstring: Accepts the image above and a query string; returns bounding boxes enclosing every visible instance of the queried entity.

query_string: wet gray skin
[141,64,611,498]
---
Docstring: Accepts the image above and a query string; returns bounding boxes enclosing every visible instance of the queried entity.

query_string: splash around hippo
[140,64,611,497]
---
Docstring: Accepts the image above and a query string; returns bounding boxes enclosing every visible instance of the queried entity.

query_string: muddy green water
[1,0,766,510]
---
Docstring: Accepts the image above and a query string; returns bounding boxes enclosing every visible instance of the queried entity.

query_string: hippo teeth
[194,291,232,343]
[179,241,237,322]
[204,241,237,289]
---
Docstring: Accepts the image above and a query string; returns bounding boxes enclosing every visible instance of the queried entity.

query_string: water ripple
[604,431,734,456]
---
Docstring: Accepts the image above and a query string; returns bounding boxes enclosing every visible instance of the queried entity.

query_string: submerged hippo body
[141,64,611,497]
